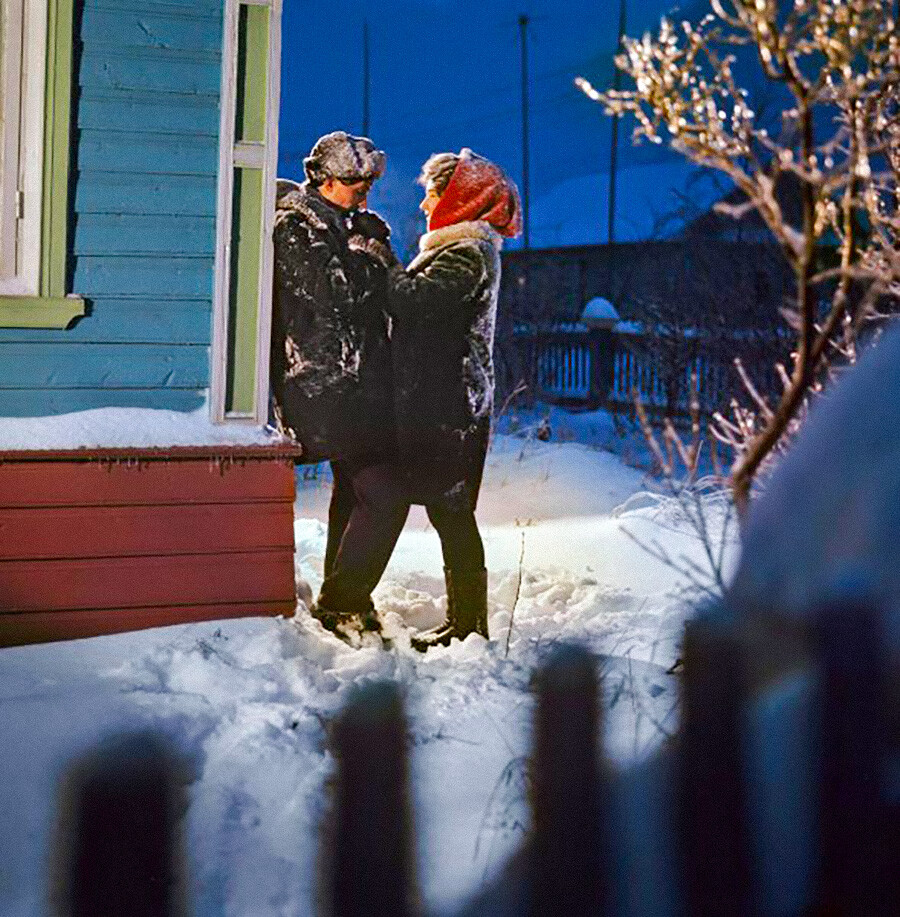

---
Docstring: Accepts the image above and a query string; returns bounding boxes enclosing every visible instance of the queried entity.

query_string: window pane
[226,166,264,415]
[0,4,4,144]
[212,0,279,422]
[234,3,269,144]
[0,0,24,283]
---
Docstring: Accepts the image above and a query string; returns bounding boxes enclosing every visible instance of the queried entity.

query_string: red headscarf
[427,149,522,238]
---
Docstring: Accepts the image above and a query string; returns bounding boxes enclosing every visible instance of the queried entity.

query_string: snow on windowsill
[0,403,289,452]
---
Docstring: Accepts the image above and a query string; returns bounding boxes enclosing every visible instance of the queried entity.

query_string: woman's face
[420,186,441,218]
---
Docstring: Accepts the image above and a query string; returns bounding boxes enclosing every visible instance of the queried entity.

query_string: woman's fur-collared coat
[388,220,502,503]
[271,182,395,464]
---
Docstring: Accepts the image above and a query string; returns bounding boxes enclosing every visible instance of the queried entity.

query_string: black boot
[312,588,381,635]
[410,568,488,652]
[310,601,357,634]
[410,568,457,651]
[453,567,489,640]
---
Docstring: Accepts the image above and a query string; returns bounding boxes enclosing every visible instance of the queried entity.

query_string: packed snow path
[0,431,731,916]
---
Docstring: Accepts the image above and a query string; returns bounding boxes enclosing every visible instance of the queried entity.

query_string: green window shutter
[211,0,282,423]
[0,0,86,329]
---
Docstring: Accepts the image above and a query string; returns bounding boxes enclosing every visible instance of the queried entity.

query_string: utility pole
[362,20,370,137]
[607,0,627,246]
[519,13,531,250]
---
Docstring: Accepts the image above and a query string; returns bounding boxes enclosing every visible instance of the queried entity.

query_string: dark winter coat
[271,183,396,464]
[388,220,503,503]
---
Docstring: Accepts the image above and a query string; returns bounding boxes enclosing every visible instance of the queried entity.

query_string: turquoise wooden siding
[74,173,217,216]
[79,93,220,135]
[0,0,225,418]
[0,390,205,416]
[72,215,216,256]
[78,132,219,174]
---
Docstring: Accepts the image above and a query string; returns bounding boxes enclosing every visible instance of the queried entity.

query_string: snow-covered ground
[0,423,738,916]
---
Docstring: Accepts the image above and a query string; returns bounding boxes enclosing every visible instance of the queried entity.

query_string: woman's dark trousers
[425,423,489,573]
[411,434,490,649]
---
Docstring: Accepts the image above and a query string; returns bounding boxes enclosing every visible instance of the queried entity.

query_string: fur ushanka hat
[304,131,386,186]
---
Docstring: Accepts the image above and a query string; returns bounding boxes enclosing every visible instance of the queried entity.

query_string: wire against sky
[280,82,611,161]
[359,48,620,136]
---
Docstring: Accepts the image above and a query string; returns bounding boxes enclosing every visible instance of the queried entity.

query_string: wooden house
[0,0,301,645]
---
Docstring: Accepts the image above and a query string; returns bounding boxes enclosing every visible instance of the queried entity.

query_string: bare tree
[578,0,900,518]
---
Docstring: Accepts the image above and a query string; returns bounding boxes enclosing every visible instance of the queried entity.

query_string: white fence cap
[581,296,620,328]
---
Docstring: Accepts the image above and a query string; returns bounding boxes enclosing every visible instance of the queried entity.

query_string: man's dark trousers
[319,460,410,614]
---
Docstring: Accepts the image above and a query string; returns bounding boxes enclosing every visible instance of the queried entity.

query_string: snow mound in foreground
[731,324,900,626]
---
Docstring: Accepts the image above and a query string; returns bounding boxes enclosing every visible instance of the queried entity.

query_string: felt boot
[312,591,381,635]
[410,568,488,651]
[410,568,457,651]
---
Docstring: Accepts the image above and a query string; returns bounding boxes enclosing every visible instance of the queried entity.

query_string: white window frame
[0,0,47,297]
[210,0,282,424]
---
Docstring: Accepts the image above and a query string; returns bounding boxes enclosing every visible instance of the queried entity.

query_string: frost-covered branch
[579,0,900,517]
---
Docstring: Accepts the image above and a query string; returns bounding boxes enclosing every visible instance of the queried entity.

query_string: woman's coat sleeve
[387,243,486,322]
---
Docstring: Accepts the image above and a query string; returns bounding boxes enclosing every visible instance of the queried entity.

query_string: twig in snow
[496,379,528,425]
[490,379,529,452]
[473,755,530,878]
[505,531,527,658]
[618,525,724,603]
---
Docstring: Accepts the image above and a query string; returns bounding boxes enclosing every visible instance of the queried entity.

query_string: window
[0,0,84,328]
[211,0,282,424]
[1,0,45,296]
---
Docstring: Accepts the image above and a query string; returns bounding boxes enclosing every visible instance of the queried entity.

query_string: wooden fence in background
[49,594,899,915]
[498,327,785,417]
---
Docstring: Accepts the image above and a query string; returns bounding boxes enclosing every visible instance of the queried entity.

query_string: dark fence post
[530,645,606,917]
[325,682,418,917]
[55,732,188,917]
[588,329,615,408]
[814,598,898,915]
[678,616,756,917]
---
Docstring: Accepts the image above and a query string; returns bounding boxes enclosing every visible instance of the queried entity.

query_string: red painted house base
[0,445,303,647]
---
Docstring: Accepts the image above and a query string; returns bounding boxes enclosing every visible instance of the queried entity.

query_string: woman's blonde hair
[418,153,460,196]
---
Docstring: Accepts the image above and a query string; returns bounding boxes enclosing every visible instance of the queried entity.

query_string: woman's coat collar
[419,220,503,254]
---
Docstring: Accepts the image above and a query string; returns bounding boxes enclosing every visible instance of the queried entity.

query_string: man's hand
[348,235,397,269]
[350,210,391,244]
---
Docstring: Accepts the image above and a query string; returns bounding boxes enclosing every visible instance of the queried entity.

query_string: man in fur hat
[271,131,404,632]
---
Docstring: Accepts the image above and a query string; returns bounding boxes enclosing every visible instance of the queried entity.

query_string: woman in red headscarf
[388,148,522,650]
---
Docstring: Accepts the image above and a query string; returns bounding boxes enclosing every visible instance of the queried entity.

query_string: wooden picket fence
[49,595,899,916]
[499,327,783,417]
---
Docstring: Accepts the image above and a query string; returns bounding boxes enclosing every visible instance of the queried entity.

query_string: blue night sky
[278,0,721,255]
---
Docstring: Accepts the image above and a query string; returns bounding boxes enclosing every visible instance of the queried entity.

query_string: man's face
[320,176,374,210]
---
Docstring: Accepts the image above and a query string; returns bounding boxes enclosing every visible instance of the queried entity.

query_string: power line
[371,53,611,134]
[520,13,531,249]
[279,85,609,167]
[608,0,627,245]
[282,83,611,152]
[362,21,370,137]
